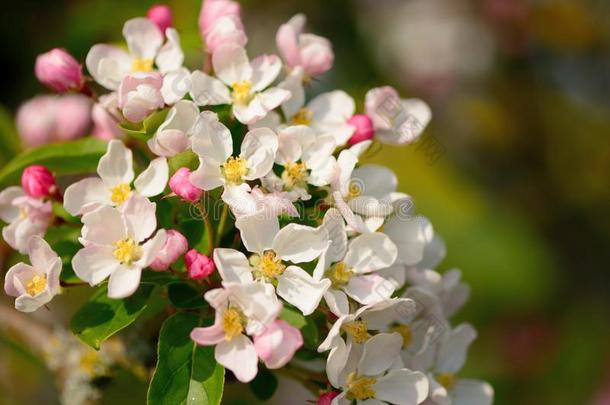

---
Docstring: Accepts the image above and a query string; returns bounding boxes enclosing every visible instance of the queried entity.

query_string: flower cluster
[1,2,492,404]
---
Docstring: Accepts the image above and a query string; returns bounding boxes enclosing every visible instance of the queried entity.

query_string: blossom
[347,114,375,146]
[276,14,334,78]
[64,140,168,216]
[185,249,216,279]
[190,281,282,382]
[0,187,53,254]
[169,167,203,202]
[147,4,173,35]
[72,194,167,298]
[21,165,57,199]
[189,44,290,124]
[148,100,200,157]
[118,72,164,122]
[198,0,246,53]
[405,268,470,318]
[35,48,83,92]
[214,214,330,315]
[4,236,61,312]
[92,93,124,140]
[253,319,303,369]
[149,229,188,271]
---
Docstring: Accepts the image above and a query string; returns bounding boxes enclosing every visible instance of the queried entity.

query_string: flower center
[437,373,456,390]
[79,350,100,376]
[221,307,246,341]
[250,250,286,281]
[281,162,308,189]
[325,261,354,288]
[232,80,253,105]
[291,108,313,126]
[113,238,142,265]
[346,180,363,200]
[19,207,28,219]
[110,182,132,205]
[131,58,154,73]
[346,372,377,401]
[342,320,370,344]
[222,156,249,185]
[26,274,47,296]
[391,324,413,348]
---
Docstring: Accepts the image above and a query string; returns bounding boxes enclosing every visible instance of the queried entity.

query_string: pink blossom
[35,48,83,93]
[118,72,164,123]
[198,0,246,53]
[21,166,57,199]
[253,320,303,369]
[317,391,340,405]
[347,114,375,146]
[199,0,242,35]
[147,4,173,35]
[170,168,203,202]
[92,93,124,140]
[185,249,215,279]
[150,229,188,271]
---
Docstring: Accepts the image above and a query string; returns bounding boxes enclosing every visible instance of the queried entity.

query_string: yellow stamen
[346,180,362,200]
[19,207,28,220]
[26,274,47,296]
[232,80,253,105]
[346,372,377,401]
[437,373,456,390]
[342,320,370,344]
[110,182,132,205]
[291,108,313,126]
[391,324,413,348]
[325,261,354,288]
[281,162,308,189]
[222,156,249,185]
[251,250,285,281]
[221,307,245,341]
[113,238,142,265]
[79,350,100,376]
[131,58,154,73]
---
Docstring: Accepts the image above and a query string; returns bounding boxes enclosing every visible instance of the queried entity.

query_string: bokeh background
[1,0,610,404]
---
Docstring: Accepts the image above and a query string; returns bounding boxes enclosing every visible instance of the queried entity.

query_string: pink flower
[347,114,375,146]
[147,4,173,35]
[92,93,124,140]
[21,166,57,199]
[118,72,164,123]
[317,391,340,405]
[170,168,203,202]
[55,94,93,141]
[185,249,215,279]
[35,48,83,92]
[199,0,242,35]
[198,0,247,54]
[150,229,188,271]
[253,320,303,369]
[276,14,334,77]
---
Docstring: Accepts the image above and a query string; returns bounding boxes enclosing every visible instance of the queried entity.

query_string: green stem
[215,203,230,243]
[196,199,214,255]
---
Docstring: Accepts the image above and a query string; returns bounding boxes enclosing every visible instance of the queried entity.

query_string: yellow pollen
[281,162,308,189]
[131,58,154,72]
[437,373,456,390]
[26,274,47,296]
[391,324,413,348]
[342,320,370,344]
[346,180,363,200]
[291,108,313,126]
[113,238,142,265]
[221,307,245,341]
[232,80,253,105]
[251,250,285,281]
[346,372,377,401]
[222,156,249,185]
[326,261,354,288]
[79,351,100,376]
[19,207,28,219]
[110,182,132,205]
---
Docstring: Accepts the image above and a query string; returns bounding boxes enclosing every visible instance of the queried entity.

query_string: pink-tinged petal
[343,273,395,305]
[150,229,187,271]
[190,111,233,163]
[121,194,157,242]
[254,320,303,369]
[215,334,258,383]
[299,33,334,77]
[199,0,242,35]
[4,263,35,297]
[27,236,57,270]
[134,157,168,197]
[155,28,183,73]
[169,168,203,202]
[122,17,163,60]
[189,70,231,105]
[148,129,191,157]
[63,178,112,216]
[81,205,127,246]
[136,229,167,268]
[203,16,247,54]
[72,245,119,286]
[97,140,135,188]
[250,54,282,92]
[107,264,142,299]
[275,14,304,67]
[191,322,226,346]
[85,44,131,90]
[0,186,25,223]
[212,44,252,86]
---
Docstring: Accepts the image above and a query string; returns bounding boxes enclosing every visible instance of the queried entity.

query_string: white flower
[214,214,330,315]
[314,209,398,315]
[384,215,435,267]
[329,332,429,405]
[147,100,200,157]
[64,140,168,216]
[4,236,61,312]
[189,44,290,124]
[86,18,184,94]
[72,194,166,298]
[189,111,279,209]
[225,186,300,220]
[405,268,470,319]
[0,187,52,254]
[262,125,337,200]
[190,281,282,383]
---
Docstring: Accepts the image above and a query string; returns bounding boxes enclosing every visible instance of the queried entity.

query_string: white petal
[359,298,416,330]
[15,292,52,313]
[123,17,163,60]
[157,99,200,134]
[28,236,57,271]
[86,44,132,90]
[212,44,252,86]
[161,67,191,105]
[436,323,477,374]
[276,125,312,165]
[345,233,397,273]
[121,194,157,242]
[256,87,291,112]
[343,273,395,305]
[213,248,254,284]
[250,54,282,91]
[148,129,191,157]
[134,157,168,197]
[72,245,119,286]
[318,315,349,352]
[348,196,393,217]
[273,223,328,263]
[241,127,278,180]
[335,149,358,195]
[309,90,355,126]
[373,369,429,405]
[190,111,233,163]
[352,165,397,200]
[190,158,224,191]
[324,289,350,317]
[277,266,331,315]
[97,140,134,188]
[155,28,184,73]
[235,214,279,254]
[303,134,336,171]
[357,332,403,376]
[326,338,350,388]
[452,379,494,405]
[278,68,305,119]
[3,219,47,255]
[63,178,112,216]
[322,208,348,263]
[232,99,268,125]
[383,216,430,266]
[81,205,127,246]
[215,335,258,383]
[4,263,34,297]
[0,186,24,222]
[189,70,232,105]
[221,184,259,217]
[108,264,142,299]
[136,229,167,268]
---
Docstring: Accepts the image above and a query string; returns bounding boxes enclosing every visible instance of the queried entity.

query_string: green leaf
[249,366,278,401]
[0,137,107,188]
[148,312,224,405]
[280,306,319,349]
[0,105,20,164]
[167,282,206,309]
[120,109,169,141]
[44,225,82,283]
[71,284,155,349]
[168,151,199,174]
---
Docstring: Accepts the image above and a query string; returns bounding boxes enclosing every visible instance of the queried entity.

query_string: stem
[60,281,88,288]
[196,199,214,255]
[215,203,230,243]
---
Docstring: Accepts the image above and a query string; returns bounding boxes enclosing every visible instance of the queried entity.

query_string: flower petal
[190,111,233,163]
[213,248,254,284]
[107,264,142,299]
[352,165,397,200]
[123,17,163,60]
[155,28,184,73]
[121,194,157,242]
[373,369,429,405]
[241,127,278,180]
[235,214,279,254]
[277,265,331,315]
[452,379,494,405]
[134,157,168,197]
[136,229,167,268]
[250,54,282,92]
[215,334,258,383]
[97,140,134,188]
[72,245,119,286]
[344,232,397,273]
[86,44,132,90]
[189,71,232,105]
[81,205,127,246]
[0,186,24,223]
[63,178,112,216]
[212,44,252,86]
[357,332,403,376]
[161,67,191,105]
[273,223,328,263]
[343,273,395,305]
[191,321,226,346]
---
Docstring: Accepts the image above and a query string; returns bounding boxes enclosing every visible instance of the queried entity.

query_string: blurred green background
[1,0,610,404]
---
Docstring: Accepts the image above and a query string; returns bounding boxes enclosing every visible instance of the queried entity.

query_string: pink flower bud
[199,0,247,53]
[347,114,375,146]
[150,229,188,271]
[253,320,303,369]
[35,48,83,92]
[169,168,203,202]
[118,72,164,123]
[199,0,242,35]
[21,165,57,198]
[317,391,340,405]
[147,4,173,35]
[185,249,216,280]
